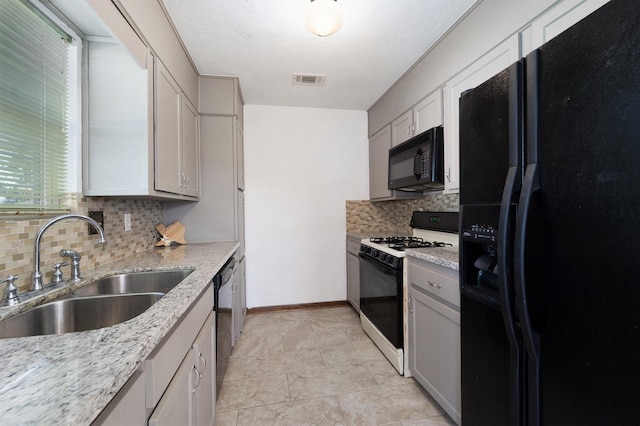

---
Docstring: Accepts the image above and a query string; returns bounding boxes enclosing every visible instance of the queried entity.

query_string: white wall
[243,105,369,308]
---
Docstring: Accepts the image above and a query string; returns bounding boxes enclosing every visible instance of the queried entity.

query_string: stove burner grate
[370,236,453,251]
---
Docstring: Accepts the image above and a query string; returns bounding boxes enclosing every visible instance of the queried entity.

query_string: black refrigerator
[459,1,640,425]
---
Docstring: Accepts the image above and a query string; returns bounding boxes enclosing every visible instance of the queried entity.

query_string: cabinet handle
[198,353,206,378]
[409,295,414,313]
[192,365,201,393]
[446,167,451,182]
[428,280,442,289]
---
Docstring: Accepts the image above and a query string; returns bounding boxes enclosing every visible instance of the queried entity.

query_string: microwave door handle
[413,151,422,179]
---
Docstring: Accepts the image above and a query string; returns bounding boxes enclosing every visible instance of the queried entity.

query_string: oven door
[359,253,404,349]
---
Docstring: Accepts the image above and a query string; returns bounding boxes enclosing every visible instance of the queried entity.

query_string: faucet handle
[1,275,20,306]
[52,262,69,284]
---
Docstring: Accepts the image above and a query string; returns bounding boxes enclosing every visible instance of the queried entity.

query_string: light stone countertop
[405,246,459,270]
[0,241,238,425]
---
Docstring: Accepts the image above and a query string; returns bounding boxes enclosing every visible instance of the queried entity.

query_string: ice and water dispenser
[460,205,507,307]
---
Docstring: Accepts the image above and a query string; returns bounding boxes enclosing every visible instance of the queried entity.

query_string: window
[0,0,78,215]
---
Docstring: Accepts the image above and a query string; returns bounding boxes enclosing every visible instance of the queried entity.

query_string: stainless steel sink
[0,293,164,339]
[72,269,194,297]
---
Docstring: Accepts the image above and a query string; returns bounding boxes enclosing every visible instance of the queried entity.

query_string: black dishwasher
[214,256,235,399]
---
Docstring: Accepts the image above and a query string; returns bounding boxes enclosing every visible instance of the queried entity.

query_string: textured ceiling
[162,0,479,110]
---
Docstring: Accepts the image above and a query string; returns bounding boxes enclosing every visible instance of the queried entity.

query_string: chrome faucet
[31,214,107,292]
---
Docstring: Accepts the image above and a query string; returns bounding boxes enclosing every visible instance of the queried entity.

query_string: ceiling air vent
[292,73,326,86]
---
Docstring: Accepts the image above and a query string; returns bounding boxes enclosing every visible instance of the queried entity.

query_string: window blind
[0,0,74,214]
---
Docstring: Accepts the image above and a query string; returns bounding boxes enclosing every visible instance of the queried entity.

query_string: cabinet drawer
[145,284,213,408]
[408,259,459,308]
[346,238,361,255]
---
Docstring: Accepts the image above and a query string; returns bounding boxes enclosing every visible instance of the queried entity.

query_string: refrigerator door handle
[497,165,523,425]
[515,161,542,426]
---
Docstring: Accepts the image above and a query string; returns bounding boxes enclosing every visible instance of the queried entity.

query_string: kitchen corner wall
[0,195,162,291]
[346,193,459,235]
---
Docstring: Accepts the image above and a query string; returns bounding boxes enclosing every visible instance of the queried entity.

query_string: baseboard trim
[247,300,349,314]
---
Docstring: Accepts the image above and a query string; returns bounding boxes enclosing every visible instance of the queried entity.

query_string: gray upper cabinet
[200,77,244,125]
[163,77,245,255]
[526,0,610,54]
[369,125,392,200]
[391,110,413,147]
[443,35,519,193]
[413,89,443,136]
[154,59,183,195]
[369,124,422,201]
[181,96,200,197]
[83,0,199,200]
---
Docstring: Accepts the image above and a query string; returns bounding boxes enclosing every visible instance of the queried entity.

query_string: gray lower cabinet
[407,257,461,425]
[232,259,247,345]
[94,285,215,426]
[346,236,360,312]
[148,313,215,426]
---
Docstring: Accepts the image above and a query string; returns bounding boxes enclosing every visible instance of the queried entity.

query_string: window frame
[0,0,82,218]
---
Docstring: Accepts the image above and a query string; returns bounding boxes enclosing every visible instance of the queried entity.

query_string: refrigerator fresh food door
[515,1,640,424]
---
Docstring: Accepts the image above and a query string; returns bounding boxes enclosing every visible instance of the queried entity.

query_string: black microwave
[388,125,444,191]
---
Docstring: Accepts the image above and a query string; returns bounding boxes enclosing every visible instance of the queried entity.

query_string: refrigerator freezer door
[459,61,524,425]
[518,1,640,424]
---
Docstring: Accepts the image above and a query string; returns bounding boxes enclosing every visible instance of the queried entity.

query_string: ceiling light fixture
[305,0,343,37]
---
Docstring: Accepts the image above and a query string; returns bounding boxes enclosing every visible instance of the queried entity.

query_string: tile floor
[215,305,456,425]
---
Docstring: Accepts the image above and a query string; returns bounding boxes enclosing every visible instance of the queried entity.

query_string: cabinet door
[155,59,183,195]
[391,110,413,147]
[413,88,443,136]
[230,270,239,346]
[239,257,247,327]
[443,34,519,193]
[236,119,244,191]
[237,190,245,258]
[408,286,461,425]
[369,125,392,200]
[346,251,360,312]
[181,95,200,197]
[528,0,609,53]
[193,312,215,426]
[148,349,196,426]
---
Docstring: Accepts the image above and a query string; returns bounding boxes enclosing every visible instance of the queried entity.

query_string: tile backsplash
[0,195,162,291]
[346,193,459,235]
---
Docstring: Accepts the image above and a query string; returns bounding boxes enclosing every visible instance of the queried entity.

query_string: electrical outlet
[88,211,104,235]
[124,213,132,232]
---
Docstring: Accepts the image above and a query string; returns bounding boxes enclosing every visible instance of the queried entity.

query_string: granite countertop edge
[0,241,239,425]
[405,246,459,270]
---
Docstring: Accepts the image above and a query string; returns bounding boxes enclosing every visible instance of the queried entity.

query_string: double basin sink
[0,269,194,339]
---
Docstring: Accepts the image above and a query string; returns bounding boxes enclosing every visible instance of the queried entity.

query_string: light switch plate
[88,211,104,235]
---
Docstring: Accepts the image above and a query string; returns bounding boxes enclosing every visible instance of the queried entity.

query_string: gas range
[358,211,459,375]
[360,211,459,264]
